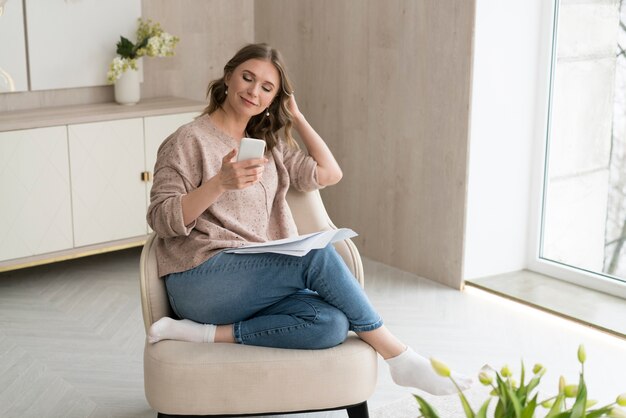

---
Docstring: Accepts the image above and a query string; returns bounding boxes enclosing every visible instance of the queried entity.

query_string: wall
[1,0,476,289]
[255,0,476,288]
[463,0,550,280]
[0,0,254,112]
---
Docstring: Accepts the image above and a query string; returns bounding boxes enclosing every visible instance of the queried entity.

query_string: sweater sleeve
[147,166,196,237]
[146,127,204,238]
[281,142,323,192]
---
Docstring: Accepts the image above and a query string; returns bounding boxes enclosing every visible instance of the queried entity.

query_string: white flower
[145,32,177,57]
[107,57,138,84]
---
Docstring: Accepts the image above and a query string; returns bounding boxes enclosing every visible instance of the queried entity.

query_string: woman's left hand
[283,91,343,187]
[286,92,302,121]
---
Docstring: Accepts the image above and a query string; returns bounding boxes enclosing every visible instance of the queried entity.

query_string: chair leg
[346,401,369,418]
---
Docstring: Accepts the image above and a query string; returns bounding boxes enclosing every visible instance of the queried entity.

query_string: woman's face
[225,58,280,119]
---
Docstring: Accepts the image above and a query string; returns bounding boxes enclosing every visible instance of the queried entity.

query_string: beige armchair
[139,189,378,417]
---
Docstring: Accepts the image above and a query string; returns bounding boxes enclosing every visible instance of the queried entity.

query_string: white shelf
[0,97,205,132]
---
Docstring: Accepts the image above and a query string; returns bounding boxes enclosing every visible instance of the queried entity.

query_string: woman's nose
[248,83,259,97]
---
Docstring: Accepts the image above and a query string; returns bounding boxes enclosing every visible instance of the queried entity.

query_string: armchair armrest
[286,189,364,287]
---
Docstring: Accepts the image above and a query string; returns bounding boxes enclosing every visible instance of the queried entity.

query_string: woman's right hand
[216,148,268,191]
[180,148,268,226]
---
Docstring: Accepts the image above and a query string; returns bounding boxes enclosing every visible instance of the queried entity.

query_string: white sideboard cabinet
[0,97,202,272]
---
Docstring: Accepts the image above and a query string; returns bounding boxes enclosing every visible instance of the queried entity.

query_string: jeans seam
[167,294,182,319]
[307,247,381,333]
[233,322,242,344]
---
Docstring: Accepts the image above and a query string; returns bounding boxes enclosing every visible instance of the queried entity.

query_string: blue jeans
[164,245,383,349]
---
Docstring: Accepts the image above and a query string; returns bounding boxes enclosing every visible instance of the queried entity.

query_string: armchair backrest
[139,189,364,332]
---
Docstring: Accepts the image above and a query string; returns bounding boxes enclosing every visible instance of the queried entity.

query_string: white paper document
[223,228,358,257]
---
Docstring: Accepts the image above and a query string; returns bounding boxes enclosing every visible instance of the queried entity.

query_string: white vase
[114,68,141,105]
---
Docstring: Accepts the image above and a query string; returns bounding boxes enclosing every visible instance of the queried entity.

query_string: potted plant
[414,345,626,418]
[107,18,179,105]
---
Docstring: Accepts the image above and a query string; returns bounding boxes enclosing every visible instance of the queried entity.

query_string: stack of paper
[223,228,358,257]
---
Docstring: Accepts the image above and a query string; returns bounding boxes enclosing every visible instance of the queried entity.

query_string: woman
[146,43,471,396]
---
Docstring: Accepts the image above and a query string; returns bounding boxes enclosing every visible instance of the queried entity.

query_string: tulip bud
[430,358,451,378]
[510,378,518,389]
[501,365,512,378]
[541,399,555,408]
[533,363,546,375]
[578,344,586,364]
[609,408,626,418]
[617,393,626,407]
[490,388,498,396]
[564,384,579,398]
[478,371,492,386]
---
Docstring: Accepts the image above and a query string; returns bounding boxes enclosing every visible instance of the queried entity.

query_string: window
[539,0,626,291]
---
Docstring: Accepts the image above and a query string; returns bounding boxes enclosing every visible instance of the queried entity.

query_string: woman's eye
[262,86,272,92]
[243,74,252,82]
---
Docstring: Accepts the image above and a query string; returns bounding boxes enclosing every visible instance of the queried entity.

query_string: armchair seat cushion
[144,334,378,416]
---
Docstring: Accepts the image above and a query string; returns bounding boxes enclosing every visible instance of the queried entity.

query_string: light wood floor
[1,249,625,417]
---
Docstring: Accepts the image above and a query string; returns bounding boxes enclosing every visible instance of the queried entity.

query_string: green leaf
[521,395,538,418]
[505,384,523,418]
[116,36,136,59]
[458,390,476,418]
[136,36,150,51]
[550,412,576,418]
[476,398,491,418]
[586,406,616,418]
[413,394,441,418]
[495,374,511,414]
[546,394,565,418]
[517,361,528,404]
[525,375,542,396]
[569,374,587,418]
[495,400,505,418]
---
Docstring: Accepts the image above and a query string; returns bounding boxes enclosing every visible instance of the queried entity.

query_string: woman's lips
[241,96,257,107]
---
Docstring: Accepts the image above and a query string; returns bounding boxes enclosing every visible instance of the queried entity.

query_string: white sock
[386,347,473,395]
[148,317,217,344]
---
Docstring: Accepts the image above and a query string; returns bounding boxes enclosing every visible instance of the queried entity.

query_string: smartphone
[236,137,266,162]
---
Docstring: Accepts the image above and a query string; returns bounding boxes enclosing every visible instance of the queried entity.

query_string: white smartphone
[236,137,266,162]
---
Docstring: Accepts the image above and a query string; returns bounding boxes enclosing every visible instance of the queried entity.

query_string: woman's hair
[201,43,297,151]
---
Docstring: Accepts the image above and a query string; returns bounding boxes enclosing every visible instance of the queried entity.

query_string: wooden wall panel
[141,0,255,102]
[256,0,476,288]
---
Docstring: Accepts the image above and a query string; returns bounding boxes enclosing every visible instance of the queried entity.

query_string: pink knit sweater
[147,114,321,277]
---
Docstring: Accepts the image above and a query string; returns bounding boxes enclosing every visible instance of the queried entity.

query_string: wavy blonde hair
[201,43,297,151]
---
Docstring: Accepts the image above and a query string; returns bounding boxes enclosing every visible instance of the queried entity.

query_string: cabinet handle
[141,171,152,182]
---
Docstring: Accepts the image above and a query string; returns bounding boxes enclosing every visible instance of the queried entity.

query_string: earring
[225,89,228,95]
[265,108,270,117]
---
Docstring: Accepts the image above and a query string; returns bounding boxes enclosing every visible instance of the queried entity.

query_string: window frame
[527,0,626,299]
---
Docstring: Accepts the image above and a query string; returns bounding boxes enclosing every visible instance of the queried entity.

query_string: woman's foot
[148,317,216,344]
[386,347,473,395]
